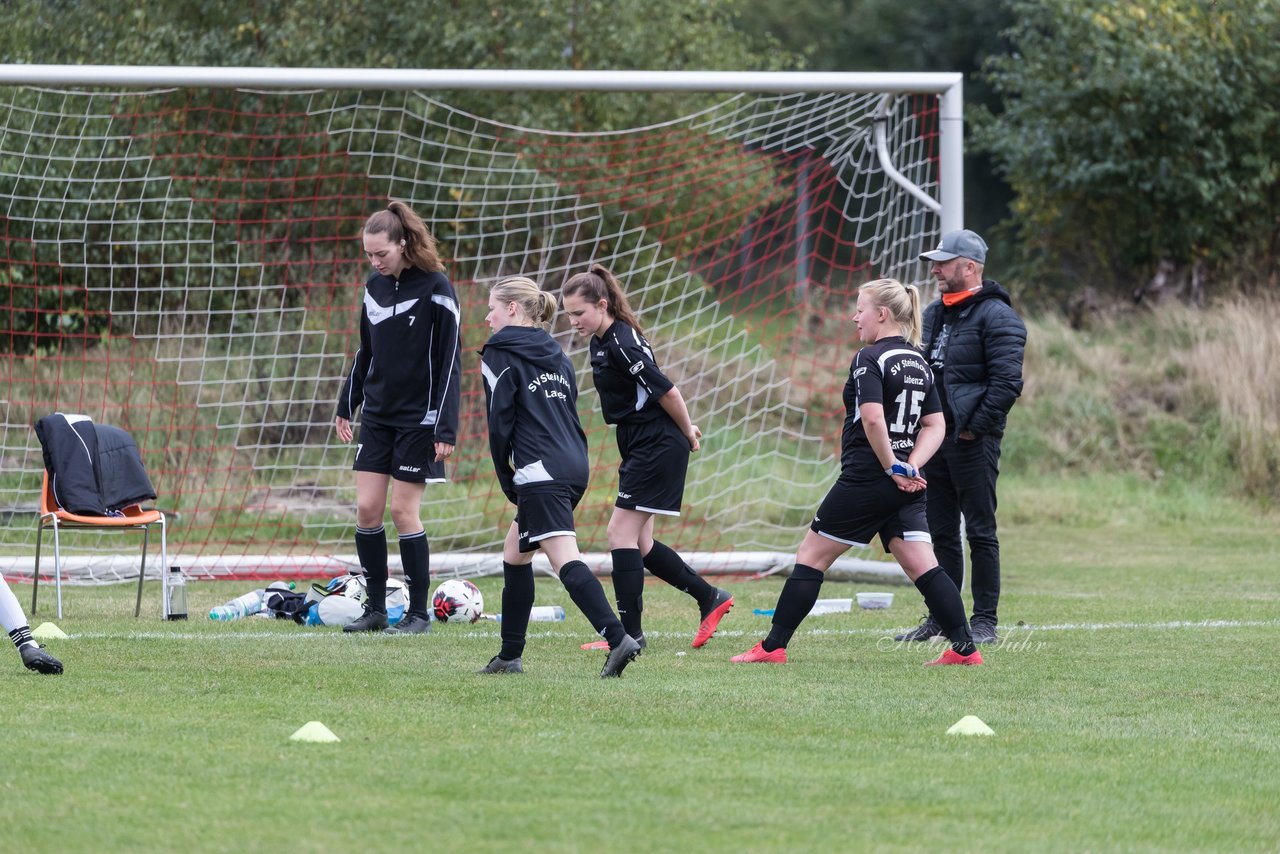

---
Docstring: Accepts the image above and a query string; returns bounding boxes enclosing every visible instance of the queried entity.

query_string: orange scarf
[942,286,982,307]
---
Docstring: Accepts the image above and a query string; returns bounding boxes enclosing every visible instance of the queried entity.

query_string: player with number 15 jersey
[840,337,940,479]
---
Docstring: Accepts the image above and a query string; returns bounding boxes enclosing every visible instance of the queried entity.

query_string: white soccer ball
[431,578,484,624]
[323,571,366,604]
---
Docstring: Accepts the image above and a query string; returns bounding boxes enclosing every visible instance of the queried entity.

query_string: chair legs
[31,516,166,620]
[32,523,44,615]
[137,527,149,618]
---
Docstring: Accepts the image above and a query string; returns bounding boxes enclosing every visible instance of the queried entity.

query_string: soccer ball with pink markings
[431,578,484,624]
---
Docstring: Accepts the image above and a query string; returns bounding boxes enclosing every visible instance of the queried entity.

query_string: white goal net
[0,67,962,584]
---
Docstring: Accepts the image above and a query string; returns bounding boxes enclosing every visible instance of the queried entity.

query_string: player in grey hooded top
[477,276,640,679]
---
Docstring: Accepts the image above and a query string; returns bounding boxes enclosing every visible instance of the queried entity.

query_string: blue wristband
[886,461,917,479]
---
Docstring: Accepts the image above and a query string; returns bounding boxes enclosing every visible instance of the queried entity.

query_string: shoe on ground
[600,634,642,678]
[343,608,388,633]
[477,655,523,674]
[582,634,645,652]
[894,614,942,642]
[969,617,998,644]
[924,647,984,666]
[729,641,787,664]
[692,589,734,649]
[21,644,63,675]
[384,613,432,635]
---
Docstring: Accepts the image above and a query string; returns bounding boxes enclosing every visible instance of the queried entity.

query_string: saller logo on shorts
[628,361,644,375]
[398,465,421,473]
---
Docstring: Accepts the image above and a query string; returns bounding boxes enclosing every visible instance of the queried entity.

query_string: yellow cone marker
[32,622,69,640]
[290,721,340,743]
[946,715,994,736]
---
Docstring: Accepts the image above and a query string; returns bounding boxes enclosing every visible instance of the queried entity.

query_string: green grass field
[5,476,1279,853]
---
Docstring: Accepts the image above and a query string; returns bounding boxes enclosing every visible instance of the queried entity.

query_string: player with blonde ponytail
[478,276,641,678]
[733,277,983,666]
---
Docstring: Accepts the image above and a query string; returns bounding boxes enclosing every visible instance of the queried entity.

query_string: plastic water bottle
[752,599,852,618]
[496,605,565,622]
[209,589,266,621]
[530,605,566,622]
[166,566,188,621]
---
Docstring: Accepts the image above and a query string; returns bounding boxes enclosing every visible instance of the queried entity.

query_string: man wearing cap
[896,229,1026,645]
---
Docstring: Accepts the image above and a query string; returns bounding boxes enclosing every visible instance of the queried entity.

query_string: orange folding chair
[32,471,168,619]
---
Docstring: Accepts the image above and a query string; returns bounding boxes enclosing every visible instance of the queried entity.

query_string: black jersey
[480,325,590,504]
[840,336,941,473]
[588,321,675,425]
[336,267,462,443]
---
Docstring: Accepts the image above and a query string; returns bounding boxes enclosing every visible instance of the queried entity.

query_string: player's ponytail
[902,283,922,345]
[859,278,922,345]
[535,290,559,326]
[363,201,445,273]
[561,264,644,337]
[491,276,558,330]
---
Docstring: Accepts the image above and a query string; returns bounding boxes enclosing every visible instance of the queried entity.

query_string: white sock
[0,577,35,648]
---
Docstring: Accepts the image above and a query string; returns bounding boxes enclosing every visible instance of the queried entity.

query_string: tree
[976,0,1280,301]
[1,0,789,127]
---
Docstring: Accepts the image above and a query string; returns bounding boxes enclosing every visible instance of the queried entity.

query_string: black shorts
[515,484,585,553]
[614,419,688,516]
[353,421,445,483]
[809,474,932,552]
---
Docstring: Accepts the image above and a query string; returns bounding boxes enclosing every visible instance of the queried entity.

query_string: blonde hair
[860,277,923,345]
[362,200,444,273]
[561,263,644,336]
[491,276,558,329]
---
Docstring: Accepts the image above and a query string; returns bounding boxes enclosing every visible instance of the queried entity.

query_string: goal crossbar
[0,64,961,94]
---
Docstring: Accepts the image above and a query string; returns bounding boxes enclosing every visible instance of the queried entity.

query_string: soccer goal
[0,65,962,585]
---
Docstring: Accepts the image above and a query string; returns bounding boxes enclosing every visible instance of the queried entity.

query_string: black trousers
[923,433,1003,622]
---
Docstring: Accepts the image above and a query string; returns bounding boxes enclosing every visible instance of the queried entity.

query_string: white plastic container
[856,592,894,610]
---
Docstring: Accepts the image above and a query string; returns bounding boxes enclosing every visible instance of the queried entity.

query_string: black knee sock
[913,567,977,656]
[764,564,824,651]
[559,560,626,647]
[500,561,534,661]
[398,531,430,618]
[355,525,388,612]
[643,540,717,610]
[611,548,645,638]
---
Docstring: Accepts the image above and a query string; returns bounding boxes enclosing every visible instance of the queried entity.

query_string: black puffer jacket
[921,280,1026,440]
[34,413,157,515]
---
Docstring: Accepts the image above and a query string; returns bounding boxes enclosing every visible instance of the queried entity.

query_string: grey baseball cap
[920,229,988,264]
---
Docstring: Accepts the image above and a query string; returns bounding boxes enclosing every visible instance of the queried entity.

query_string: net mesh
[0,82,942,583]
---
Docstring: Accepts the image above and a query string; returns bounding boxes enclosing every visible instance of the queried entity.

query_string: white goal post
[0,65,962,587]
